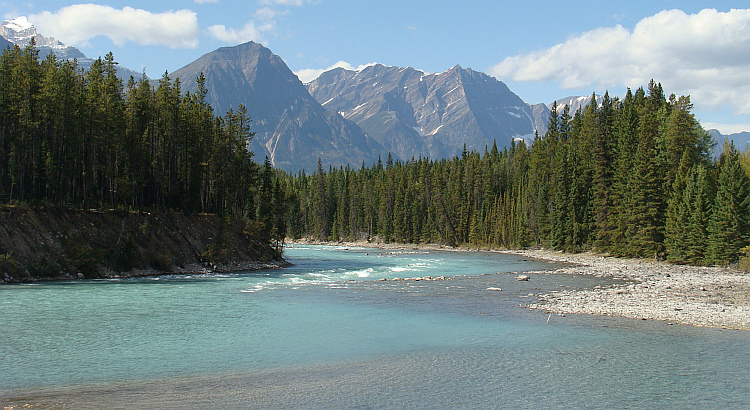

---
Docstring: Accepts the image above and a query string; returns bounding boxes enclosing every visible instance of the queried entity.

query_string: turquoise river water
[1,245,749,409]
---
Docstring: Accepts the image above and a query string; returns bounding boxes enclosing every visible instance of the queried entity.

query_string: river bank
[508,249,750,330]
[0,206,288,283]
[290,239,750,330]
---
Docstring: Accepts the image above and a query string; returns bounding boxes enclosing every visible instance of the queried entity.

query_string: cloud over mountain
[490,8,750,115]
[207,20,272,44]
[207,0,311,45]
[29,5,199,48]
[294,61,377,83]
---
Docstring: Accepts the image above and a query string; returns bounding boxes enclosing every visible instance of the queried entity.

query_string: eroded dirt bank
[0,206,288,283]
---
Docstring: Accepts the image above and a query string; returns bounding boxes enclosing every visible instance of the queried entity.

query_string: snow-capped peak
[1,16,89,61]
[2,16,40,46]
[3,16,33,32]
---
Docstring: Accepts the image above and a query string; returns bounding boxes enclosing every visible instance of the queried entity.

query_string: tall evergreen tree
[706,142,750,265]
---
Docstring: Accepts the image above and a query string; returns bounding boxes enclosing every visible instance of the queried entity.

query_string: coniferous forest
[0,43,286,248]
[3,44,750,268]
[283,83,750,266]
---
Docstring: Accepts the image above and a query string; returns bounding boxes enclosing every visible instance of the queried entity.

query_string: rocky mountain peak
[173,41,383,173]
[1,16,85,59]
[307,64,536,160]
[1,16,142,80]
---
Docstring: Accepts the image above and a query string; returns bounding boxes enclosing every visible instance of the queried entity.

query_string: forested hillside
[284,82,750,266]
[4,41,748,270]
[0,44,286,279]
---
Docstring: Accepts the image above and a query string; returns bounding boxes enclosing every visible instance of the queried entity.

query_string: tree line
[4,41,747,266]
[283,81,750,266]
[0,43,285,245]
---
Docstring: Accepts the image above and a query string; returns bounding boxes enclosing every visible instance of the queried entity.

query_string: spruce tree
[622,108,664,258]
[706,142,750,265]
[685,164,712,265]
[664,151,693,263]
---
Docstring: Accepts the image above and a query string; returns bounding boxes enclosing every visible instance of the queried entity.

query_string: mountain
[172,41,384,173]
[707,129,750,154]
[1,16,86,60]
[0,33,12,50]
[306,64,537,160]
[529,103,551,138]
[530,95,602,137]
[555,95,599,115]
[1,16,142,81]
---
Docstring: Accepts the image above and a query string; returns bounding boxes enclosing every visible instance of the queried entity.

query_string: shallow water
[2,245,749,408]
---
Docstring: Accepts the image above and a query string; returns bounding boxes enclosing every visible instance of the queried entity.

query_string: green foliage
[0,47,287,278]
[281,82,748,267]
[0,253,24,279]
[706,142,750,265]
[66,243,105,277]
[0,46,260,220]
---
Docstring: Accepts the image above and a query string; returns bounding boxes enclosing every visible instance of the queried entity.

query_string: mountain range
[2,17,746,172]
[172,42,383,173]
[307,64,537,161]
[1,17,142,81]
[707,130,750,152]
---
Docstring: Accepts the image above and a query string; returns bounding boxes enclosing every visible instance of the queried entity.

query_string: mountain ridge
[172,41,384,173]
[6,16,745,171]
[307,63,537,161]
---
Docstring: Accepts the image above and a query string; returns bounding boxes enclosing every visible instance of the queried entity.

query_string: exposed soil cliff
[0,206,288,283]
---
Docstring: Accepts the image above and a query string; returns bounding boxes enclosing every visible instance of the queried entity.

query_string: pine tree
[590,92,616,250]
[664,152,695,263]
[622,106,664,258]
[685,164,713,265]
[706,142,750,265]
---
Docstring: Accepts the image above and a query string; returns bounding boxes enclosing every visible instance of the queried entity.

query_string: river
[1,245,749,408]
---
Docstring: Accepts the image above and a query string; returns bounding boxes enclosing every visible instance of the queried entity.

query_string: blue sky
[3,1,750,133]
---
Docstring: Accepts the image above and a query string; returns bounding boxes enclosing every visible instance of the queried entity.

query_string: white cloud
[29,5,199,48]
[255,7,287,21]
[207,19,273,44]
[489,8,750,115]
[194,0,219,3]
[294,61,377,83]
[207,0,310,46]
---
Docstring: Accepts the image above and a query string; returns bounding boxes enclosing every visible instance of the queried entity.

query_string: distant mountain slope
[529,103,551,138]
[307,64,536,160]
[1,16,142,81]
[708,129,750,155]
[0,35,11,50]
[530,94,602,137]
[172,41,384,172]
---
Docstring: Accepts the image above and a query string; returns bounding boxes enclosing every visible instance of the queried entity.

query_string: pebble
[506,249,750,330]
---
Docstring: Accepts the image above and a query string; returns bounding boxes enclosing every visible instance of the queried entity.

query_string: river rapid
[1,245,749,408]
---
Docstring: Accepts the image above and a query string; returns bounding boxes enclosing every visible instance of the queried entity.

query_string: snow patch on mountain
[1,16,82,57]
[1,16,143,81]
[4,16,32,31]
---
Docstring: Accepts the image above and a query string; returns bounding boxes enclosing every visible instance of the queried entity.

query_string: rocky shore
[505,250,750,330]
